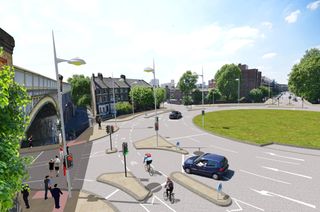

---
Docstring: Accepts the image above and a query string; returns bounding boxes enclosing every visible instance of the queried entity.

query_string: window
[207,160,217,168]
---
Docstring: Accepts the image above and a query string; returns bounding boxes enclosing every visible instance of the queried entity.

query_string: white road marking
[250,188,316,209]
[140,195,176,212]
[226,197,264,211]
[24,179,43,183]
[139,204,150,212]
[240,170,290,184]
[256,156,300,165]
[209,144,238,153]
[105,189,119,199]
[150,182,167,192]
[118,154,121,158]
[156,169,168,178]
[31,151,43,164]
[130,161,138,166]
[121,160,130,171]
[264,152,305,161]
[166,133,207,141]
[261,166,312,179]
[74,178,94,182]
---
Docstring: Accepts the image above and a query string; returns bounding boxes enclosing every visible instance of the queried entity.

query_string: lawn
[193,109,320,149]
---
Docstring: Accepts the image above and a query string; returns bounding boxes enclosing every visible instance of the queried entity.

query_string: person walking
[44,175,50,200]
[49,159,54,177]
[50,184,63,209]
[27,135,33,148]
[54,156,60,177]
[21,184,30,209]
[59,145,64,160]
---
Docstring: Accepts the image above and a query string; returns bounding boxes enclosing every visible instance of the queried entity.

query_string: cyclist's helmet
[145,153,152,157]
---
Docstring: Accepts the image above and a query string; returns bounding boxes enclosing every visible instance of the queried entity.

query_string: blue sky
[1,0,320,85]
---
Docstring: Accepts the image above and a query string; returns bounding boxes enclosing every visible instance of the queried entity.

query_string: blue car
[183,153,229,180]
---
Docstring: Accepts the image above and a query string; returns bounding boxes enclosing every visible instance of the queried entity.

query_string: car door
[194,159,209,176]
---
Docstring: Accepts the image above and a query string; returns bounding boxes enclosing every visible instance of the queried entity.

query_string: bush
[115,102,132,115]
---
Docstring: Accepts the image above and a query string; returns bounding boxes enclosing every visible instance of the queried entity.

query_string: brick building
[238,64,261,99]
[0,28,14,66]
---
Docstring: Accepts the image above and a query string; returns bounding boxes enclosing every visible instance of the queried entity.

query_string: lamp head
[68,57,86,66]
[144,67,154,73]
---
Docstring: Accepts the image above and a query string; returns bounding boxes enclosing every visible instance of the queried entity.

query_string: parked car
[183,153,229,180]
[169,111,182,119]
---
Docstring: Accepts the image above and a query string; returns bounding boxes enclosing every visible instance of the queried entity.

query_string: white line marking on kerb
[226,197,265,211]
[256,156,300,165]
[166,133,207,141]
[31,151,43,164]
[105,189,119,199]
[240,170,290,184]
[261,166,312,179]
[264,152,305,161]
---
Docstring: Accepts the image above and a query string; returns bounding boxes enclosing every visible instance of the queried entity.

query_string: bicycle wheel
[170,193,175,204]
[163,191,168,201]
[149,166,154,176]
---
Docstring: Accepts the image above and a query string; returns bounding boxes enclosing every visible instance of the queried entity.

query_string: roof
[92,75,151,89]
[201,153,225,161]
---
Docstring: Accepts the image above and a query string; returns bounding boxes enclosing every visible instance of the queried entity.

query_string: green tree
[249,88,263,102]
[192,89,202,104]
[155,87,166,108]
[182,95,193,105]
[115,102,132,115]
[206,88,222,103]
[0,62,30,210]
[215,64,241,101]
[259,86,269,99]
[129,86,154,111]
[67,75,91,107]
[177,71,198,105]
[288,48,320,103]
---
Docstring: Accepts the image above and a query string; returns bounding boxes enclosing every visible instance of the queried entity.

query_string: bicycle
[163,190,175,204]
[144,164,154,176]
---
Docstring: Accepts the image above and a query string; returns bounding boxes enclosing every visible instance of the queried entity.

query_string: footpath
[18,108,232,211]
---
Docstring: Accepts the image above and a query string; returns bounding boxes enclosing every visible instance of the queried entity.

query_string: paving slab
[133,135,189,155]
[75,190,119,212]
[170,171,232,207]
[97,172,152,202]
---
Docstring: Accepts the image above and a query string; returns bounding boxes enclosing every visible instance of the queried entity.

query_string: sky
[1,0,320,85]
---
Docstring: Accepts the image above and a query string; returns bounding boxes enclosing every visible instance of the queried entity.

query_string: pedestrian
[49,159,54,177]
[54,155,60,177]
[96,115,101,129]
[28,135,33,148]
[50,184,63,209]
[44,175,50,200]
[21,184,30,209]
[59,145,63,160]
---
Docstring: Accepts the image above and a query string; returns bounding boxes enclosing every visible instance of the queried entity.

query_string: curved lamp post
[52,31,86,198]
[144,59,159,146]
[235,78,240,104]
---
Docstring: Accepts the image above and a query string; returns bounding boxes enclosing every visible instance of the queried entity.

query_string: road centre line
[24,179,43,184]
[256,156,300,165]
[209,144,238,153]
[166,133,207,141]
[264,152,305,161]
[105,189,119,199]
[31,151,43,164]
[261,166,312,179]
[227,197,264,212]
[240,169,290,185]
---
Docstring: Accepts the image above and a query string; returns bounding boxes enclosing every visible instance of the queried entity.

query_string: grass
[193,109,320,149]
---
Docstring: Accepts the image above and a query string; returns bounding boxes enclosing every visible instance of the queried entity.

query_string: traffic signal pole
[122,142,128,177]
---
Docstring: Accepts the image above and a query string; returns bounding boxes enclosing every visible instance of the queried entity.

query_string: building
[208,79,216,89]
[0,28,14,66]
[161,80,175,89]
[150,78,159,87]
[91,73,151,119]
[238,64,261,99]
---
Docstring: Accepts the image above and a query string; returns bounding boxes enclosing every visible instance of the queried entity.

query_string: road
[24,102,320,211]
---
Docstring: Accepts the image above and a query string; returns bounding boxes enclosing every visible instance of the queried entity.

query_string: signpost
[176,141,180,150]
[217,183,222,199]
[122,142,128,177]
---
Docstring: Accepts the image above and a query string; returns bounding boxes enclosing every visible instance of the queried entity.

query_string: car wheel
[185,168,191,174]
[212,173,219,180]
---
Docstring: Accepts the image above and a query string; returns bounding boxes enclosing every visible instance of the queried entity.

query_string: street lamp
[196,68,205,127]
[52,31,85,198]
[144,59,158,147]
[235,78,240,104]
[112,77,118,127]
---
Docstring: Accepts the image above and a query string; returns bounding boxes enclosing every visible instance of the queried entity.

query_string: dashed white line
[256,156,300,165]
[240,169,290,184]
[166,133,207,141]
[264,152,305,161]
[105,189,119,199]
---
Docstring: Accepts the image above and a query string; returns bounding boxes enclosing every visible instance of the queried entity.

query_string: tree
[177,71,198,105]
[182,95,193,105]
[259,86,269,99]
[129,86,154,111]
[155,87,166,108]
[115,102,132,115]
[249,88,263,102]
[67,75,91,107]
[288,48,320,103]
[0,59,30,210]
[192,89,202,104]
[215,64,241,101]
[206,89,222,103]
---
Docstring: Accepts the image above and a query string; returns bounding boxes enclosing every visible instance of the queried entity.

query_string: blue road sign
[217,183,222,192]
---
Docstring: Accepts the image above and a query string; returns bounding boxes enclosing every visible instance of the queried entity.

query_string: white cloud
[261,21,273,29]
[285,10,301,23]
[262,52,277,59]
[307,0,320,10]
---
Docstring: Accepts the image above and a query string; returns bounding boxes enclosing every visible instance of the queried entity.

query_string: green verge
[193,109,320,149]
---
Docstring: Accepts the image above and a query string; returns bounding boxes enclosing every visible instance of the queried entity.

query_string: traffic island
[106,148,118,154]
[170,171,232,207]
[75,190,119,212]
[97,172,152,202]
[133,135,189,155]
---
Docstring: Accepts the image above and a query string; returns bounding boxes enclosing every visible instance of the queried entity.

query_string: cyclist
[165,177,174,200]
[143,153,152,171]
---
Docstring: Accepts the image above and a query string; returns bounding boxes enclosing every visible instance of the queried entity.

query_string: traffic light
[106,125,110,134]
[66,154,73,168]
[111,125,114,133]
[202,110,205,116]
[122,142,128,156]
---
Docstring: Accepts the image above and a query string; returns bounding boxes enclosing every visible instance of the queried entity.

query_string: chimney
[120,74,126,81]
[97,73,103,80]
